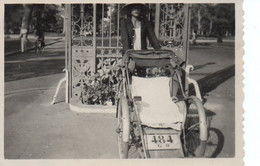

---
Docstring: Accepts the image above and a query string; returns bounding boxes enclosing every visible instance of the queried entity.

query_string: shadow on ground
[189,65,235,97]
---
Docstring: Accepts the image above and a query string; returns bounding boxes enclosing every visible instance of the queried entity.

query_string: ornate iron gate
[70,4,96,101]
[155,4,190,62]
[66,3,191,105]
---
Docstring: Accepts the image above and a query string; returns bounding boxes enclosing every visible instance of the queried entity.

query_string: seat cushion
[131,76,184,130]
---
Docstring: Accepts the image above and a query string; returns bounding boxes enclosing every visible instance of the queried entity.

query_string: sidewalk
[4,41,235,158]
[5,74,119,159]
[189,43,235,157]
[4,40,119,159]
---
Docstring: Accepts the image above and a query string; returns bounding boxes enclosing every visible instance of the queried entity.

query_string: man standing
[120,4,161,55]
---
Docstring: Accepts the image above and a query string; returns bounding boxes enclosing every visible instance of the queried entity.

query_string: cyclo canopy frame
[122,50,185,68]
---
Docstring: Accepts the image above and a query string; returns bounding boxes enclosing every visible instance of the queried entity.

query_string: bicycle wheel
[117,98,129,158]
[183,96,207,157]
[204,128,224,158]
[117,98,142,158]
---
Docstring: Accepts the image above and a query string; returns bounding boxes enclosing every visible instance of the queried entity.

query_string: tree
[20,4,34,52]
[213,4,235,40]
[191,4,213,36]
[190,4,235,42]
[4,4,24,34]
[17,4,62,52]
[58,4,66,34]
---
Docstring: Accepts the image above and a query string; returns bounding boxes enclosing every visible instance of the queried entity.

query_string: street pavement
[5,39,65,82]
[4,34,63,56]
[4,39,235,159]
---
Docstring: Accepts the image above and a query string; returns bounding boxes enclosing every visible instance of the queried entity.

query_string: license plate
[146,134,181,150]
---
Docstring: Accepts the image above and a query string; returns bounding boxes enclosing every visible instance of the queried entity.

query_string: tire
[117,98,129,158]
[117,97,142,158]
[204,128,224,158]
[183,96,207,157]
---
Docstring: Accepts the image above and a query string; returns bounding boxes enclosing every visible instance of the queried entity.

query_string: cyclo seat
[131,76,185,130]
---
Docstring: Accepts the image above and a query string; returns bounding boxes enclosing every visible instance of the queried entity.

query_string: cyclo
[116,50,208,158]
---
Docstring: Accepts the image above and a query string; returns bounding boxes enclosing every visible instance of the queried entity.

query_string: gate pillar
[69,4,97,100]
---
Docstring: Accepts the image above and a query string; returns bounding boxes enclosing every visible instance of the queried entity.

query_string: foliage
[4,4,24,34]
[5,3,235,37]
[80,73,116,105]
[5,4,63,34]
[80,58,122,105]
[31,4,63,33]
[212,4,235,36]
[190,4,235,37]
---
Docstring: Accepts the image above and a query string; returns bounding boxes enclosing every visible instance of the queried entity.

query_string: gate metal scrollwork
[68,3,190,105]
[157,4,189,61]
[71,4,96,99]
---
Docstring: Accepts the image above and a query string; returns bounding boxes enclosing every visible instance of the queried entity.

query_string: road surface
[4,40,235,158]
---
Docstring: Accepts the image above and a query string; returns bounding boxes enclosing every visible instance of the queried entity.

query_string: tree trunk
[59,5,66,34]
[62,16,66,34]
[197,8,201,35]
[217,23,223,43]
[217,35,223,43]
[21,4,33,34]
[20,4,33,53]
[35,5,45,40]
[191,30,197,45]
[209,20,213,35]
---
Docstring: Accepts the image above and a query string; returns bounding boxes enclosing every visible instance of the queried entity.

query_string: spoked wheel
[117,97,142,158]
[204,128,224,158]
[183,96,207,157]
[128,123,144,158]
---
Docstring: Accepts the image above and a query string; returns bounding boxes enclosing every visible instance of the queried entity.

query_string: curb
[69,103,116,114]
[5,38,63,57]
[5,87,57,96]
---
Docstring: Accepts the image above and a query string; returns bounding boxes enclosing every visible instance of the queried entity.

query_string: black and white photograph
[2,1,243,165]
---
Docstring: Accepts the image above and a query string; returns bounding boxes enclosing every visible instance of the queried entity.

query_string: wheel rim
[117,101,141,158]
[117,101,126,158]
[204,128,224,158]
[204,129,218,157]
[184,97,206,157]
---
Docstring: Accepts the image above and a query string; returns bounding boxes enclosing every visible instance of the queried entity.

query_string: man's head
[121,4,148,18]
[131,7,141,18]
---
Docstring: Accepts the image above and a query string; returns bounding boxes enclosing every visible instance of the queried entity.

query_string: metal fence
[66,4,190,105]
